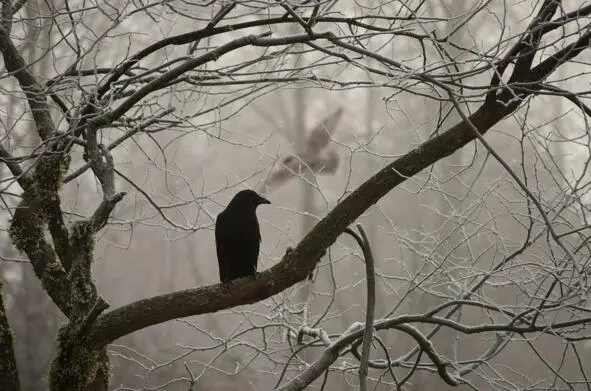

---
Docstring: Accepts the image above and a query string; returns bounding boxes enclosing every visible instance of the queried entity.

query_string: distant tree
[1,1,591,390]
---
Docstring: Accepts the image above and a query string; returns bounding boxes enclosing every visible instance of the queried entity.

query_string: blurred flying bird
[215,189,271,283]
[260,107,343,192]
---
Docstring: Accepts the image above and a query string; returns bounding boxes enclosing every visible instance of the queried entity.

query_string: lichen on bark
[0,280,20,391]
[49,325,104,391]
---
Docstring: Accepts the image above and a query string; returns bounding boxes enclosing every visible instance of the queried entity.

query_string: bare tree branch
[88,17,591,343]
[344,225,376,391]
[0,143,31,192]
[0,0,56,141]
[2,2,591,389]
[89,97,511,346]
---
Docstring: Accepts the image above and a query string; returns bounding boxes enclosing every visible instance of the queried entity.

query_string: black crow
[215,189,271,283]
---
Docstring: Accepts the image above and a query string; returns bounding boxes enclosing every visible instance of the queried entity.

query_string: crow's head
[227,189,271,211]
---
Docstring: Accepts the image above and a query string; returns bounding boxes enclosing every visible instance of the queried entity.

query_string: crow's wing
[215,210,232,282]
[239,213,260,272]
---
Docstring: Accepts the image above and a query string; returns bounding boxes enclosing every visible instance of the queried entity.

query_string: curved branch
[278,319,461,391]
[343,225,376,391]
[278,309,591,391]
[91,31,335,126]
[276,323,364,391]
[87,3,591,353]
[89,100,509,347]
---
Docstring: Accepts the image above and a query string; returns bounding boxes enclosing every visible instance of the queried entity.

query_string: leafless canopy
[0,1,591,390]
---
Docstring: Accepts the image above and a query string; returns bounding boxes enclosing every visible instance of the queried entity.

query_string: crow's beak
[259,196,271,205]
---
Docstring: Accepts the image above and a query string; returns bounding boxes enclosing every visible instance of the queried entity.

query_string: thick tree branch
[43,0,591,352]
[0,144,32,192]
[509,0,559,83]
[88,37,590,342]
[0,1,588,389]
[9,201,73,316]
[528,30,591,82]
[89,100,509,347]
[0,0,76,314]
[90,191,126,233]
[487,2,589,102]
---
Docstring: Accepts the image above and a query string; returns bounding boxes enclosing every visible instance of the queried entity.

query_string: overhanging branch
[89,100,509,347]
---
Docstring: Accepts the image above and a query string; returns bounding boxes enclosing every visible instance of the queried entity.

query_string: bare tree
[1,1,591,390]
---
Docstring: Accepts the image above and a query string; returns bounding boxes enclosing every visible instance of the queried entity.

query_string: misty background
[1,1,590,390]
